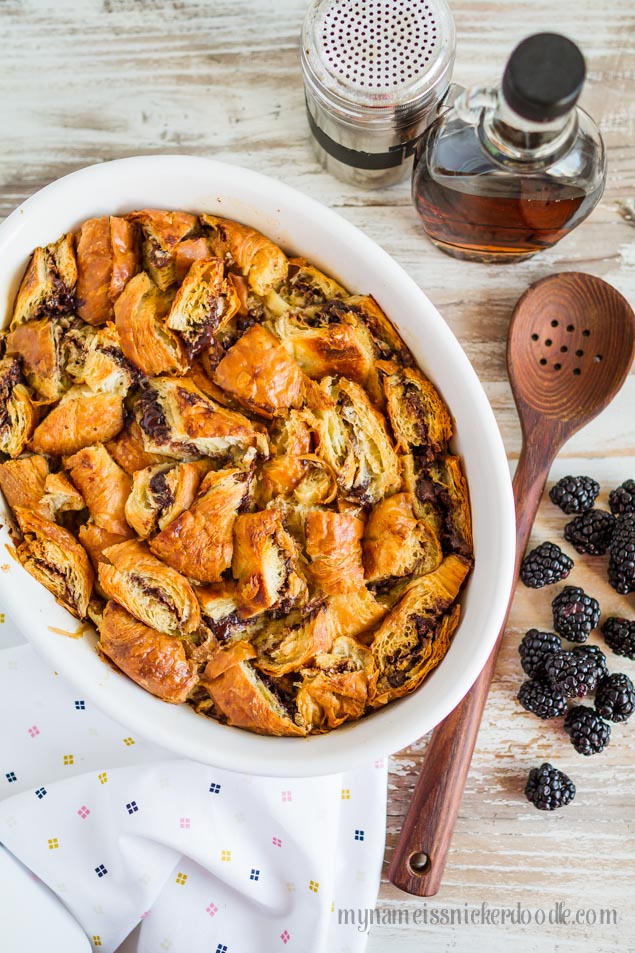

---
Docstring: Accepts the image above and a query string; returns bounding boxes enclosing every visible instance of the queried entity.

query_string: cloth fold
[0,632,387,953]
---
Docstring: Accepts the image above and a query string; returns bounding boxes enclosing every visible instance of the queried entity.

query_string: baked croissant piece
[76,216,139,325]
[213,323,308,418]
[297,635,376,730]
[98,538,201,636]
[65,443,132,537]
[402,453,474,561]
[315,376,400,505]
[166,257,240,357]
[379,360,452,460]
[129,209,198,290]
[124,459,209,538]
[201,214,288,295]
[3,208,473,739]
[362,492,443,584]
[149,467,252,583]
[10,233,77,328]
[135,375,268,462]
[29,385,124,457]
[200,653,306,736]
[14,506,93,619]
[0,357,36,457]
[5,318,70,401]
[370,554,470,706]
[232,507,308,618]
[98,600,198,704]
[304,509,365,594]
[115,272,188,376]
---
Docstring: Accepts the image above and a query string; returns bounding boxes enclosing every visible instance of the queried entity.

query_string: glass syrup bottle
[412,33,606,262]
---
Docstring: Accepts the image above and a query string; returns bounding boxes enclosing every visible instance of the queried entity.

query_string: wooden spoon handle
[387,428,556,896]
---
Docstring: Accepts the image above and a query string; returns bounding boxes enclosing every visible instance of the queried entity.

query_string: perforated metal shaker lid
[301,0,456,123]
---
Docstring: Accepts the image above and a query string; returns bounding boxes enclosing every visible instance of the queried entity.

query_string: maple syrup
[412,34,606,262]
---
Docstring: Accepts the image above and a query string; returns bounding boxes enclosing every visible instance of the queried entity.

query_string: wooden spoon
[388,272,635,896]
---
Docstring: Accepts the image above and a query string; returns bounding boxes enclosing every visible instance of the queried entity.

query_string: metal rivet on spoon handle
[388,272,635,897]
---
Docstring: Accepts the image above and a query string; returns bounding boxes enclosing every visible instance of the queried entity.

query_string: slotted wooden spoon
[389,271,635,896]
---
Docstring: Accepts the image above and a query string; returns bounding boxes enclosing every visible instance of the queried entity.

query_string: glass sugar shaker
[301,0,456,189]
[412,33,606,262]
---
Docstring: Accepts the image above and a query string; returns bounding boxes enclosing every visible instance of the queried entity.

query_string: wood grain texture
[0,1,633,950]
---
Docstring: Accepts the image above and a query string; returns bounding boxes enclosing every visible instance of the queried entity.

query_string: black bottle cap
[502,33,586,122]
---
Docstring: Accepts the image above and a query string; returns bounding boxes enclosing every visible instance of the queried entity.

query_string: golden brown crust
[149,467,250,583]
[251,604,332,677]
[76,217,114,325]
[232,508,308,619]
[200,659,306,736]
[314,376,400,505]
[175,236,213,284]
[379,361,453,459]
[129,209,198,290]
[201,214,288,295]
[114,271,188,376]
[362,492,443,583]
[98,600,198,704]
[297,635,376,730]
[427,455,474,561]
[79,524,132,573]
[66,443,133,536]
[167,258,239,357]
[5,318,69,401]
[124,459,209,538]
[110,216,140,300]
[213,324,306,418]
[257,410,313,504]
[0,357,37,458]
[30,387,124,457]
[369,555,469,706]
[41,472,86,518]
[106,419,170,474]
[305,509,365,595]
[135,375,267,461]
[98,538,201,636]
[0,455,50,514]
[265,259,347,313]
[270,312,375,387]
[10,233,77,329]
[14,506,93,619]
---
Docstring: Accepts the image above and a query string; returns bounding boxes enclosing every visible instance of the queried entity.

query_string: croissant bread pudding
[0,210,473,736]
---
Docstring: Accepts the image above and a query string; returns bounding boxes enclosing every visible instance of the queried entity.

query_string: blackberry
[607,515,635,594]
[608,479,635,517]
[564,509,615,556]
[518,629,562,679]
[595,673,635,723]
[564,706,611,756]
[525,762,576,811]
[601,617,635,661]
[551,586,600,642]
[518,679,567,719]
[520,542,573,589]
[549,475,599,514]
[544,646,607,697]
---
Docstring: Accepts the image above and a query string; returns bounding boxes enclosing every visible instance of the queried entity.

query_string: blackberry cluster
[544,646,607,698]
[551,586,600,642]
[564,706,611,756]
[595,673,635,723]
[601,617,635,660]
[517,679,567,719]
[607,515,635,594]
[525,763,576,811]
[549,476,599,514]
[564,510,615,556]
[520,542,573,589]
[518,629,562,679]
[609,479,635,517]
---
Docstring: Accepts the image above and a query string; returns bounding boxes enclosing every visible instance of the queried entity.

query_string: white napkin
[0,615,387,953]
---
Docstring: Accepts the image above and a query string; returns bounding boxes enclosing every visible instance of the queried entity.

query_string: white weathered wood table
[1,2,633,951]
